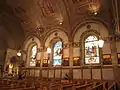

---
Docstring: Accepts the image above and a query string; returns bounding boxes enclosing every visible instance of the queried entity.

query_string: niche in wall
[117,53,120,64]
[73,57,80,66]
[102,54,112,65]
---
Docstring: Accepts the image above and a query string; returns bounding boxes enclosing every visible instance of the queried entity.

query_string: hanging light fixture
[88,0,100,15]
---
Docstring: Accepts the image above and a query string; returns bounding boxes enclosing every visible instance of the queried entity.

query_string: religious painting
[42,59,48,67]
[36,60,41,67]
[117,53,120,64]
[53,41,63,66]
[62,58,69,66]
[4,48,17,72]
[102,54,112,65]
[85,36,100,64]
[73,57,80,66]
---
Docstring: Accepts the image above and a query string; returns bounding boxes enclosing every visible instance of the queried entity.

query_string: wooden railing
[90,82,106,90]
[0,78,118,90]
[73,83,93,90]
[108,82,117,90]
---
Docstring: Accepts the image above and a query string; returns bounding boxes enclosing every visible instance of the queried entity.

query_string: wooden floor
[0,77,118,90]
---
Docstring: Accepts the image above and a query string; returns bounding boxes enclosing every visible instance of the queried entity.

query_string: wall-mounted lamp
[47,47,51,54]
[17,50,21,57]
[59,22,62,25]
[98,37,104,48]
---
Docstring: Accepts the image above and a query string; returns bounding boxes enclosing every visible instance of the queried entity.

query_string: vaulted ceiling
[0,0,118,65]
[6,0,114,37]
[0,0,118,49]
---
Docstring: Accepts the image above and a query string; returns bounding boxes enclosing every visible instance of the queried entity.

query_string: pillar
[111,36,118,65]
[69,41,73,66]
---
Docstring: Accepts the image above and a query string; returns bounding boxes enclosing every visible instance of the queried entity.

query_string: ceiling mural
[4,0,114,40]
[0,0,118,64]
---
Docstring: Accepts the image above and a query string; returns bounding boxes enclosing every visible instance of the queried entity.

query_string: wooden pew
[72,83,93,90]
[108,82,118,90]
[90,82,106,90]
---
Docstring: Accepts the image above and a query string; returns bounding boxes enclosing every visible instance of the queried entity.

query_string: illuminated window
[85,36,100,64]
[30,45,37,66]
[53,41,63,66]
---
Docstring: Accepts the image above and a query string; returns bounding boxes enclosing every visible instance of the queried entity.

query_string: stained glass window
[85,36,100,64]
[30,45,37,66]
[53,41,63,66]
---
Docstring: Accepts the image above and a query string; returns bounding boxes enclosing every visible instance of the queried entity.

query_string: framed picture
[117,53,120,64]
[42,59,48,67]
[36,60,41,67]
[62,58,69,66]
[102,54,112,65]
[73,57,80,66]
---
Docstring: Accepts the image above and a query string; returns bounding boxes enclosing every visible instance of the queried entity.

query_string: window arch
[53,41,63,66]
[84,35,100,64]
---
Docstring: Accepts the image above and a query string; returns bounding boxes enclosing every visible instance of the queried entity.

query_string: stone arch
[72,19,111,39]
[73,22,110,65]
[44,29,69,66]
[23,36,41,67]
[44,29,68,48]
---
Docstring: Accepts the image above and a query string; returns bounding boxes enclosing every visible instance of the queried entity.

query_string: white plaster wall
[74,23,109,42]
[73,69,82,79]
[45,31,68,47]
[35,70,39,77]
[42,70,48,77]
[73,48,80,57]
[55,69,61,78]
[49,70,54,78]
[102,43,111,54]
[83,69,91,79]
[92,69,101,79]
[63,49,69,57]
[102,68,114,80]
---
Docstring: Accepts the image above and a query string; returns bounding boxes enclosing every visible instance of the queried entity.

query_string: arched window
[85,35,100,64]
[53,41,63,66]
[30,45,37,66]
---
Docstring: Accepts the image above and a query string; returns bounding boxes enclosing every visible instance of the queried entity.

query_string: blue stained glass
[53,41,63,65]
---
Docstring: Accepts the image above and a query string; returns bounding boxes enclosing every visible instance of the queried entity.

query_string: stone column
[69,41,73,67]
[110,36,119,81]
[40,47,45,67]
[110,36,117,65]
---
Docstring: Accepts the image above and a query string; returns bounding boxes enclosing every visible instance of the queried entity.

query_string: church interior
[0,0,120,89]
